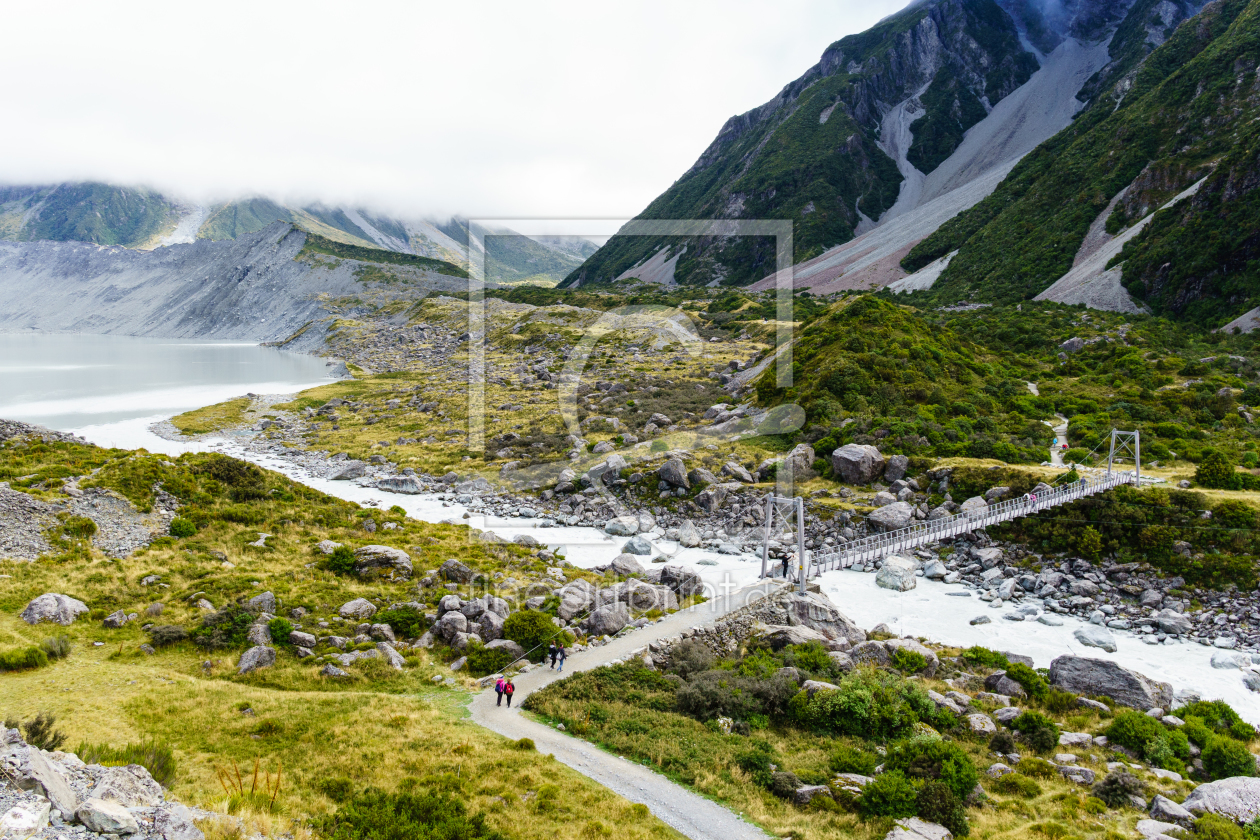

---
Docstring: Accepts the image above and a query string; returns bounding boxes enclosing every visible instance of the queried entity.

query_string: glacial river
[4,332,1256,720]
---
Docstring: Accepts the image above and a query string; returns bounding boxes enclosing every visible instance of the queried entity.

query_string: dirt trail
[1045,414,1069,466]
[468,581,782,840]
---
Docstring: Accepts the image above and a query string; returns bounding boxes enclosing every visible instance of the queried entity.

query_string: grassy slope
[298,232,467,277]
[198,198,295,241]
[902,0,1259,322]
[16,183,180,248]
[0,438,676,840]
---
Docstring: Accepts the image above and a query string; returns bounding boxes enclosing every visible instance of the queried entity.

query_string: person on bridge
[780,556,790,578]
[495,676,506,706]
[504,679,516,707]
[557,645,567,672]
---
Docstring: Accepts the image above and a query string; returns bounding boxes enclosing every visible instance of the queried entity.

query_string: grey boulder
[439,558,476,583]
[237,645,276,675]
[355,545,413,579]
[92,764,163,807]
[153,803,205,840]
[1048,656,1173,709]
[330,461,367,480]
[784,591,866,644]
[876,555,918,591]
[831,444,885,484]
[1149,794,1195,827]
[1073,625,1118,652]
[557,579,597,621]
[19,593,88,626]
[338,598,377,619]
[658,458,690,489]
[622,535,653,556]
[586,605,629,637]
[3,730,79,815]
[660,564,703,597]
[676,520,701,547]
[610,553,646,577]
[1183,777,1260,823]
[76,799,139,835]
[884,454,909,483]
[869,502,914,532]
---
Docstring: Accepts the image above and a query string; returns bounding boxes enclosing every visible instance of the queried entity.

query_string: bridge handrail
[810,470,1136,575]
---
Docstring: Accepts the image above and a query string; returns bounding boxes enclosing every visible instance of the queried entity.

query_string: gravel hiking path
[1045,414,1069,466]
[469,581,783,840]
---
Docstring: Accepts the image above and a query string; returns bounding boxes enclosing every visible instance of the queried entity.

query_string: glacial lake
[0,332,337,435]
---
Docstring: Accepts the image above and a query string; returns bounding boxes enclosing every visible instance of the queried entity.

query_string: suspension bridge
[762,429,1159,583]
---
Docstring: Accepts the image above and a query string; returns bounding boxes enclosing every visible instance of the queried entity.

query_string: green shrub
[190,606,254,650]
[1181,701,1257,743]
[8,712,66,751]
[784,641,832,673]
[376,606,425,639]
[959,646,1009,669]
[0,646,49,673]
[464,645,516,677]
[318,777,356,803]
[147,625,188,647]
[40,636,71,661]
[856,770,918,819]
[1194,813,1245,840]
[268,618,294,647]
[736,748,777,787]
[892,647,929,674]
[316,789,505,840]
[1091,771,1144,808]
[1015,758,1057,779]
[991,773,1041,797]
[1011,711,1060,754]
[1042,689,1078,715]
[1004,662,1048,700]
[791,668,938,741]
[514,738,535,751]
[916,781,970,837]
[829,744,880,776]
[502,610,570,662]
[76,741,177,787]
[326,545,357,576]
[1196,451,1237,490]
[668,639,714,678]
[885,738,979,801]
[769,771,802,800]
[1106,710,1190,770]
[678,670,798,721]
[168,517,196,538]
[1202,736,1259,780]
[989,731,1015,754]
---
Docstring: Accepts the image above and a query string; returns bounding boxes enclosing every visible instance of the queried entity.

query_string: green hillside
[563,0,1037,289]
[435,219,586,285]
[198,198,295,240]
[4,183,179,247]
[902,0,1259,324]
[298,231,467,277]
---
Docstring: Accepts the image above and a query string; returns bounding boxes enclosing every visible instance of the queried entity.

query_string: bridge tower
[1106,429,1141,485]
[759,494,807,591]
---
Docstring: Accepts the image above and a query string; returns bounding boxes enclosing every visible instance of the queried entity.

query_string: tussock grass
[172,399,253,436]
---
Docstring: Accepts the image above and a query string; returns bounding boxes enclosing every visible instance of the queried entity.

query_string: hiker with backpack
[503,679,516,707]
[556,645,567,672]
[495,676,506,706]
[548,642,558,669]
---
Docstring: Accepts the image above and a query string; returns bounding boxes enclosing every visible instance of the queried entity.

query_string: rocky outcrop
[832,445,886,484]
[1182,777,1260,823]
[19,594,89,626]
[1048,656,1173,709]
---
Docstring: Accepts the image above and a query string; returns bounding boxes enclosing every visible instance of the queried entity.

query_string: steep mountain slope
[903,0,1257,324]
[564,0,1042,289]
[0,223,466,346]
[0,183,182,248]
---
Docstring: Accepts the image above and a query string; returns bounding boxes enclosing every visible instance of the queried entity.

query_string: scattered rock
[237,645,276,675]
[19,593,88,626]
[1073,625,1118,652]
[1183,777,1260,823]
[876,555,918,591]
[76,799,139,835]
[1048,656,1173,710]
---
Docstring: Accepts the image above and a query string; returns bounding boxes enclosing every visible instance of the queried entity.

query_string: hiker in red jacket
[504,679,516,707]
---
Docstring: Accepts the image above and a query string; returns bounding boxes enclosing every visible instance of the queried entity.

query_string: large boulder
[694,484,727,514]
[3,730,78,815]
[1153,608,1193,636]
[433,611,468,641]
[376,476,423,494]
[237,646,276,675]
[1183,777,1260,823]
[586,605,629,637]
[831,444,885,484]
[439,558,476,583]
[782,444,815,481]
[886,817,953,840]
[784,592,866,644]
[658,458,690,489]
[958,496,988,515]
[677,520,701,547]
[605,516,640,536]
[153,803,205,840]
[610,553,646,577]
[338,598,377,619]
[722,462,754,483]
[850,641,892,668]
[330,461,367,480]
[476,609,505,641]
[876,555,919,592]
[884,455,910,483]
[622,535,653,556]
[557,579,597,621]
[623,580,678,612]
[76,799,139,835]
[484,638,525,660]
[246,591,276,614]
[869,502,915,532]
[1048,656,1173,709]
[1073,625,1117,652]
[660,565,703,598]
[759,625,831,649]
[92,765,164,807]
[19,593,88,626]
[354,545,413,579]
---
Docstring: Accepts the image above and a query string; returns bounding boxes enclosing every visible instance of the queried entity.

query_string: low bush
[502,610,570,663]
[6,712,66,751]
[1015,757,1057,779]
[1004,662,1048,700]
[465,645,516,678]
[325,545,357,576]
[168,517,196,538]
[376,606,425,639]
[829,744,880,776]
[1106,710,1190,771]
[1181,700,1257,743]
[190,606,255,650]
[1042,689,1078,715]
[916,781,969,836]
[959,646,1008,669]
[514,738,535,751]
[769,771,802,800]
[856,770,918,819]
[318,777,356,803]
[316,789,506,840]
[40,636,71,661]
[989,731,1015,754]
[790,668,939,741]
[0,646,49,673]
[147,625,188,648]
[892,647,929,674]
[76,741,177,787]
[268,618,294,647]
[1193,813,1245,840]
[1091,770,1144,808]
[884,738,978,801]
[668,639,714,678]
[1202,736,1259,780]
[677,670,798,721]
[736,748,777,787]
[991,773,1041,797]
[1011,711,1060,754]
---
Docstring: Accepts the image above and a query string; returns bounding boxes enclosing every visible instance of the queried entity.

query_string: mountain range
[563,0,1259,329]
[0,185,595,286]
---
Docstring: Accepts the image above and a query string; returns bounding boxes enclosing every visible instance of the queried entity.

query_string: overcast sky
[1,0,908,221]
